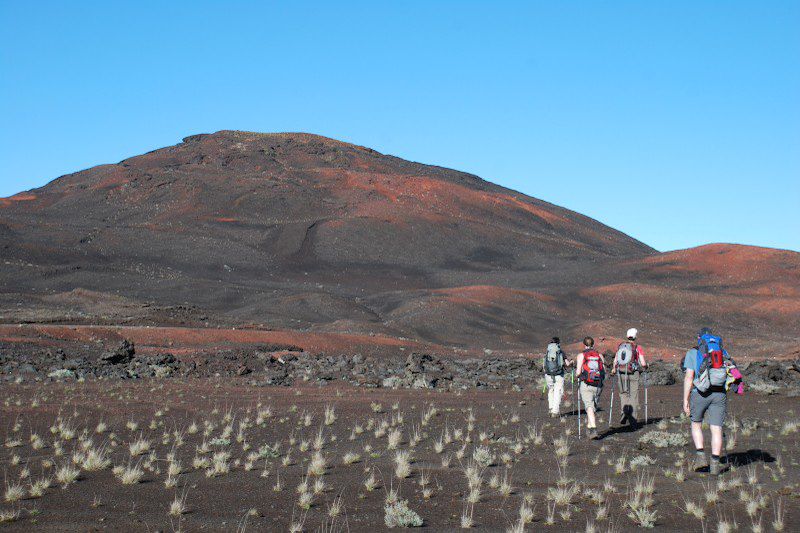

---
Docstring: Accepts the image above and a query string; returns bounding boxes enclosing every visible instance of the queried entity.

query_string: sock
[711,454,720,462]
[695,449,705,455]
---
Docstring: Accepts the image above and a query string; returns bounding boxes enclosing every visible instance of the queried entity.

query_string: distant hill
[1,131,797,358]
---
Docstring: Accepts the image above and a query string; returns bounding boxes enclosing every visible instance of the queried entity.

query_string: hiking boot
[692,453,708,472]
[710,459,722,476]
[588,428,598,440]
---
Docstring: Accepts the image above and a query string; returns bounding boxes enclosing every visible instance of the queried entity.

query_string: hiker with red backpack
[575,336,605,439]
[682,327,742,476]
[610,328,648,429]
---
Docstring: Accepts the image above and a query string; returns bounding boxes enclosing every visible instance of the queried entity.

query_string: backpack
[693,334,732,393]
[615,342,640,373]
[544,343,565,376]
[697,333,723,356]
[580,349,604,386]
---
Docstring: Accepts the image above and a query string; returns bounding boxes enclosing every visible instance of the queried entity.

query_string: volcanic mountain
[1,131,798,358]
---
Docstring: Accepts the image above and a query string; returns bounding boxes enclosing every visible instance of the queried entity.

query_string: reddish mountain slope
[1,132,797,358]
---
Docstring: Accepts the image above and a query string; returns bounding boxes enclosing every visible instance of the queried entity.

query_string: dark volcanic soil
[1,131,798,358]
[1,380,798,531]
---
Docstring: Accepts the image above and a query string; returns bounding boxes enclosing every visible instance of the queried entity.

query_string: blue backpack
[697,333,723,356]
[694,333,730,392]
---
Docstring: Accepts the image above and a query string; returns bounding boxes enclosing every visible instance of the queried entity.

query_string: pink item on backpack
[727,366,744,395]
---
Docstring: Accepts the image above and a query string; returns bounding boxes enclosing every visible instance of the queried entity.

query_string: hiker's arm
[574,354,583,378]
[638,346,648,369]
[682,369,693,416]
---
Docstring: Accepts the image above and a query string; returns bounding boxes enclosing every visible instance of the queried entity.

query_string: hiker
[575,336,605,439]
[611,328,648,428]
[543,337,572,417]
[683,327,737,475]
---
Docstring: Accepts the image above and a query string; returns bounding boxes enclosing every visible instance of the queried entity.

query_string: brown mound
[1,131,797,358]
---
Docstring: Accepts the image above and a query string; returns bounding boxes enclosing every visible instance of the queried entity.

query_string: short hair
[583,336,594,347]
[551,337,560,344]
[698,327,712,337]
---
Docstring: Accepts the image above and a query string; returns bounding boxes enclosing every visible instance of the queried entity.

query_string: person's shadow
[595,416,663,440]
[726,449,775,467]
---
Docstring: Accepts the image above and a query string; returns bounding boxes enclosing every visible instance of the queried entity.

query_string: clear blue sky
[2,1,798,252]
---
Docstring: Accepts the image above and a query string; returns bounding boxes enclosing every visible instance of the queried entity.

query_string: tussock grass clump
[638,431,689,448]
[128,436,152,457]
[342,451,361,465]
[547,480,579,506]
[308,451,327,476]
[205,451,231,477]
[384,499,423,528]
[387,428,403,450]
[460,504,474,528]
[472,446,495,467]
[394,450,412,479]
[257,443,280,459]
[81,447,111,471]
[626,473,657,528]
[324,405,337,426]
[0,509,21,523]
[681,498,706,520]
[518,498,534,524]
[773,498,786,532]
[364,470,379,492]
[328,495,343,518]
[169,492,188,516]
[115,463,144,485]
[553,437,570,459]
[629,455,655,470]
[55,464,81,487]
[4,483,25,503]
[297,491,313,510]
[28,477,51,498]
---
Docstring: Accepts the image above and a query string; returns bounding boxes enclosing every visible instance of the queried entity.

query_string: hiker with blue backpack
[682,327,743,475]
[543,337,573,417]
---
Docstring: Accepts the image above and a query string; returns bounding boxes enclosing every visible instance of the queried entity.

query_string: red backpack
[580,349,604,386]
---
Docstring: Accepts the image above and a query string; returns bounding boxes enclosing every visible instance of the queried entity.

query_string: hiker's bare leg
[710,425,723,456]
[586,407,596,428]
[691,421,704,449]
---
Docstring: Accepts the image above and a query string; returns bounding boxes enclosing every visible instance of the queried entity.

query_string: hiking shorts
[579,382,601,414]
[690,388,726,427]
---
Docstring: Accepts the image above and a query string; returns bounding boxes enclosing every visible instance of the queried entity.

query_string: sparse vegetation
[0,373,795,531]
[385,499,423,528]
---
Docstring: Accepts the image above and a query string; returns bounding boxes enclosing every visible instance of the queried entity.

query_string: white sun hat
[626,328,638,339]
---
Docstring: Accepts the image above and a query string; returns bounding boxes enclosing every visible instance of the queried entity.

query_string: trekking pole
[644,371,648,425]
[608,374,615,429]
[577,380,581,439]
